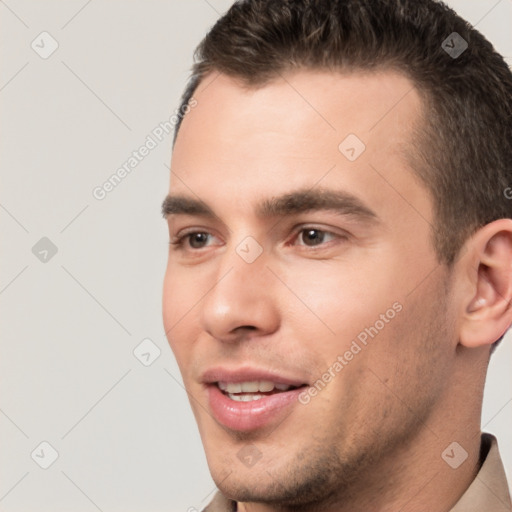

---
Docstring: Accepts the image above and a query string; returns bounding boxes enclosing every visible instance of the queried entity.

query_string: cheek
[162,267,177,335]
[162,264,200,354]
[281,258,399,352]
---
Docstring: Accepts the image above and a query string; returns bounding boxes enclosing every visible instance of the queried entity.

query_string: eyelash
[169,226,346,252]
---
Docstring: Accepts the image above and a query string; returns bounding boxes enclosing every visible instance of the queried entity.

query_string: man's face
[163,70,457,505]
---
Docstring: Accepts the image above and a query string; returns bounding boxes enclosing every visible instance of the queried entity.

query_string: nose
[200,239,280,343]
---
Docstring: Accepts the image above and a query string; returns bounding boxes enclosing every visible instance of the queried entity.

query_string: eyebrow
[161,188,379,224]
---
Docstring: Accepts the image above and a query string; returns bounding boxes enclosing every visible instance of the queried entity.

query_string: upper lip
[201,366,309,387]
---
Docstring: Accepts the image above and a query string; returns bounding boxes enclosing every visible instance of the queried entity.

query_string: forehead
[169,69,431,226]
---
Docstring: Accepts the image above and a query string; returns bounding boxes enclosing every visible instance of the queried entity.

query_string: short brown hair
[174,0,512,270]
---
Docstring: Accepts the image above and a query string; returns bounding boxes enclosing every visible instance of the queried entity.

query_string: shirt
[202,433,511,512]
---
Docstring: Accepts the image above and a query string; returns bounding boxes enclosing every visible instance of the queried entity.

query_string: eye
[170,231,218,250]
[293,227,339,247]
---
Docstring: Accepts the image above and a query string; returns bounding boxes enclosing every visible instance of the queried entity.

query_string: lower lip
[207,384,305,431]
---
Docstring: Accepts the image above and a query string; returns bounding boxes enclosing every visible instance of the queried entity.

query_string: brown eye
[169,231,211,252]
[299,228,332,246]
[187,232,210,249]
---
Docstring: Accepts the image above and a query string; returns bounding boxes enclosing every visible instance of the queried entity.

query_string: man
[161,0,512,510]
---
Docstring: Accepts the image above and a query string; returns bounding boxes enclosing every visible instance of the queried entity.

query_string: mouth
[202,368,309,431]
[216,380,302,402]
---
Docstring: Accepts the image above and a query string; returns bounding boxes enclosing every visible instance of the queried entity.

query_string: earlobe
[458,219,512,349]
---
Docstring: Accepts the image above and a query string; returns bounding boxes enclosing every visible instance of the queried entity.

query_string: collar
[450,433,511,511]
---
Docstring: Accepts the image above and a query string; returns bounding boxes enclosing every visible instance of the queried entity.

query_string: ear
[458,219,512,349]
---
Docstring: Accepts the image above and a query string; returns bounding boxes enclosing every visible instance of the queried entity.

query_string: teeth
[227,393,265,402]
[218,382,241,393]
[217,380,293,393]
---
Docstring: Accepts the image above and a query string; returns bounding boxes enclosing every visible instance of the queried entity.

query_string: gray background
[1,1,511,510]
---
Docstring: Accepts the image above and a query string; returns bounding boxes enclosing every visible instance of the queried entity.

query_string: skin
[162,69,512,512]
